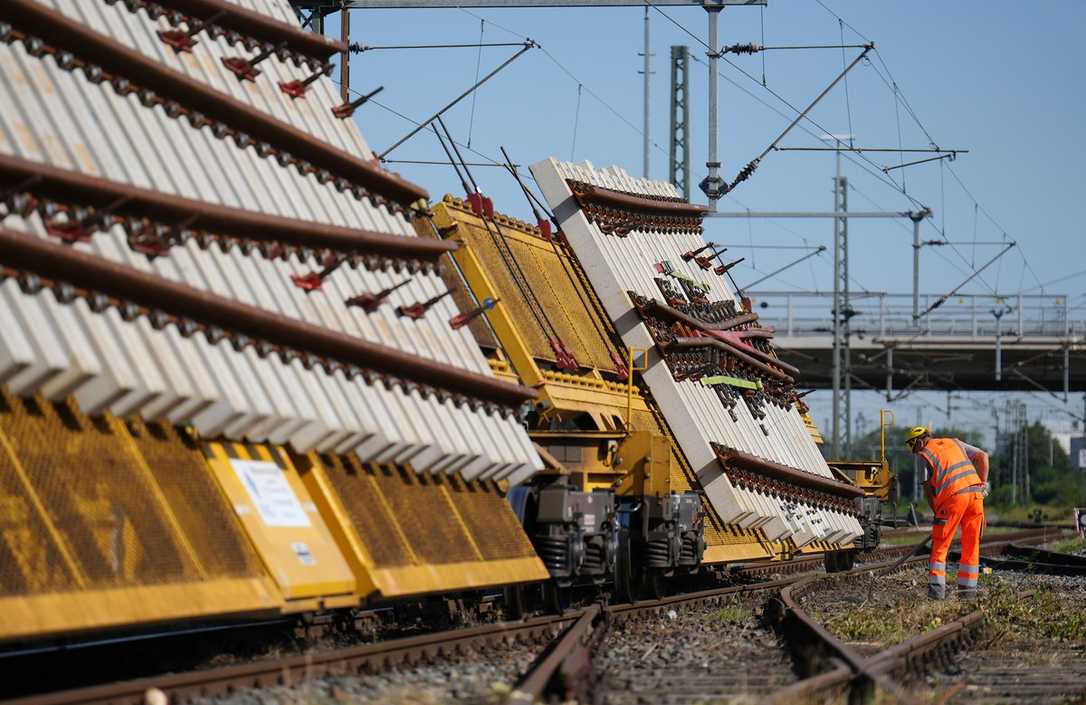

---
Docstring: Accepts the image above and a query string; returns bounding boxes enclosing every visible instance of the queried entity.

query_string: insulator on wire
[723,43,761,55]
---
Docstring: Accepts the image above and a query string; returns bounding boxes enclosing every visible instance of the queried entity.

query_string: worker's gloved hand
[980,482,991,498]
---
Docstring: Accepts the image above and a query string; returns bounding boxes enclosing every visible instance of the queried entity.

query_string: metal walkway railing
[747,291,1084,341]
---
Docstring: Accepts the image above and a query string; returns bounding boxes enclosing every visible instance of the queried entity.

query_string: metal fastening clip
[345,279,412,313]
[449,297,498,329]
[681,242,714,262]
[290,254,344,291]
[396,288,454,320]
[45,195,131,244]
[550,338,580,372]
[221,42,286,82]
[157,10,225,53]
[279,64,332,99]
[331,86,385,119]
[714,257,745,276]
[696,245,727,271]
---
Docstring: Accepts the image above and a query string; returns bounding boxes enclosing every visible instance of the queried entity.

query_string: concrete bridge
[748,291,1086,394]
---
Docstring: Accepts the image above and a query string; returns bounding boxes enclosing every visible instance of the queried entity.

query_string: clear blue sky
[328,1,1086,446]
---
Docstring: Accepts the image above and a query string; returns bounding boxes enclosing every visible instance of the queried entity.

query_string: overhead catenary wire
[918,242,1016,319]
[433,119,562,348]
[379,40,536,159]
[651,0,931,211]
[839,20,854,147]
[813,0,1045,297]
[350,41,524,52]
[570,83,583,161]
[456,6,668,159]
[466,19,486,148]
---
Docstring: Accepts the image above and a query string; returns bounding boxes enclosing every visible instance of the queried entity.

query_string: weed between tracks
[809,569,972,648]
[1048,535,1086,554]
[820,597,970,645]
[981,578,1086,642]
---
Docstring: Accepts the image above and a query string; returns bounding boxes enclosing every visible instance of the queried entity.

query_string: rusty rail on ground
[765,528,1060,704]
[3,612,577,705]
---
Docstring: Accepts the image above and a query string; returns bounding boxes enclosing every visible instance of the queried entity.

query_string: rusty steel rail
[506,605,601,705]
[506,576,803,704]
[714,445,867,500]
[6,530,1060,705]
[0,227,536,409]
[0,0,428,211]
[567,180,709,217]
[0,154,455,262]
[1003,542,1086,568]
[154,0,347,60]
[4,611,578,705]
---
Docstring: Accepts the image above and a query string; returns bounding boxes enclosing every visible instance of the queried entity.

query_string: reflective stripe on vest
[924,438,982,508]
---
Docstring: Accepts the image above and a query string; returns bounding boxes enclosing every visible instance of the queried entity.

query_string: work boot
[957,588,977,601]
[928,584,946,600]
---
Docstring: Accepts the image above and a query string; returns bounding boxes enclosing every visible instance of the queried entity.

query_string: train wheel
[614,529,635,603]
[503,584,526,621]
[641,569,665,600]
[542,580,567,615]
[823,550,840,573]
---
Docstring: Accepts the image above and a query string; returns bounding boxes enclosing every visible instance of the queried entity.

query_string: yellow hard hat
[905,425,929,448]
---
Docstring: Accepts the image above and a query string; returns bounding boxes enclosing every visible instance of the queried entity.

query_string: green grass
[1049,535,1086,554]
[878,525,1020,547]
[711,604,752,623]
[982,578,1086,642]
[985,503,1075,523]
[821,598,970,645]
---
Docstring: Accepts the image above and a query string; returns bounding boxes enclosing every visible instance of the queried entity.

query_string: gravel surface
[594,592,798,705]
[802,566,975,655]
[189,642,538,705]
[910,570,1086,705]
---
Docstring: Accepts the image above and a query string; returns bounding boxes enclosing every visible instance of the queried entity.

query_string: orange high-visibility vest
[921,438,983,509]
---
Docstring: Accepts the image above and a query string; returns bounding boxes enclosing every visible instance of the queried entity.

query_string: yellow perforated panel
[370,468,480,565]
[0,393,195,588]
[438,198,622,373]
[298,452,547,598]
[0,389,278,640]
[128,420,261,579]
[444,475,537,561]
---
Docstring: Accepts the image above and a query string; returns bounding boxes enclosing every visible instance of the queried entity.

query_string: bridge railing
[745,291,1084,340]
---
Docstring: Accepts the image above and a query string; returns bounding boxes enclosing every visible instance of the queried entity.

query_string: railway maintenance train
[0,0,885,648]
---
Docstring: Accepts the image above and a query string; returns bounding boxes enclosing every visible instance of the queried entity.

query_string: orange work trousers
[928,488,984,599]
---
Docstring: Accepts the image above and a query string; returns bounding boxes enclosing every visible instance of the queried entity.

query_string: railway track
[507,527,1076,705]
[770,533,1086,705]
[4,528,1069,705]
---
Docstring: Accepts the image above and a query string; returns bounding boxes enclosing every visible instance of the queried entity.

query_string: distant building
[1072,437,1086,471]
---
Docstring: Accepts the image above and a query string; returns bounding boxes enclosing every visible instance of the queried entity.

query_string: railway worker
[904,426,990,600]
